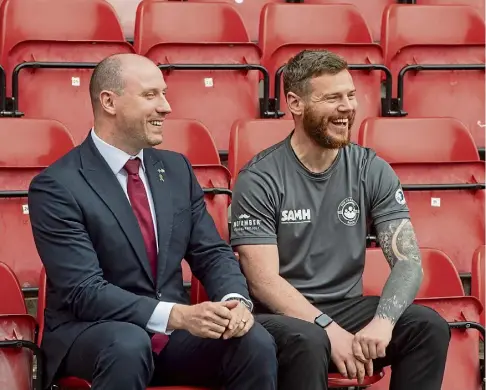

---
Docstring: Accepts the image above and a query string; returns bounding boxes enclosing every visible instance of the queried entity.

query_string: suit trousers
[256,296,451,390]
[59,320,278,390]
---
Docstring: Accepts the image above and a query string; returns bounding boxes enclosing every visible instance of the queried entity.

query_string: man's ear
[99,90,117,116]
[286,92,304,117]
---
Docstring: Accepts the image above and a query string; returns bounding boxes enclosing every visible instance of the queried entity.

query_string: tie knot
[124,158,141,176]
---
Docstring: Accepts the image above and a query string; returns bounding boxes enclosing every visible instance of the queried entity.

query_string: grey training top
[230,132,410,304]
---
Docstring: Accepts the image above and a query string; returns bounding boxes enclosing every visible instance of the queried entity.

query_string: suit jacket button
[156,292,162,298]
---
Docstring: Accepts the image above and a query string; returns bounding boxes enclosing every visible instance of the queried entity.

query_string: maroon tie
[124,158,169,354]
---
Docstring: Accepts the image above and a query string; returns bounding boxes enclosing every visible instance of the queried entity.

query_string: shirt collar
[90,129,146,175]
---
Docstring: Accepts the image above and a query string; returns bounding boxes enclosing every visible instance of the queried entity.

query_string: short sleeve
[230,169,278,246]
[366,156,410,226]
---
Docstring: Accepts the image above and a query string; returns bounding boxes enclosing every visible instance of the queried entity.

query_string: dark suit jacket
[28,135,250,387]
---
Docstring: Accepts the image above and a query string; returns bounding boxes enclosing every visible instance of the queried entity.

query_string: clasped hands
[181,300,254,340]
[327,317,393,384]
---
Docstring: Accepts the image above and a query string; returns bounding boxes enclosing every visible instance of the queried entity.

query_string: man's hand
[326,322,373,384]
[352,317,393,361]
[168,301,235,339]
[221,300,254,340]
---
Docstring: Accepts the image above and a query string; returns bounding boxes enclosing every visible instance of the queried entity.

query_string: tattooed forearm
[374,219,423,325]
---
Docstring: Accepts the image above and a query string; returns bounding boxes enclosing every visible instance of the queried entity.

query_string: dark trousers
[60,321,278,390]
[257,296,451,390]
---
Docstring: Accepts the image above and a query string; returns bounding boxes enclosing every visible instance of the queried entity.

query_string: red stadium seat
[363,247,484,390]
[303,0,395,42]
[228,119,293,186]
[0,0,135,144]
[156,119,221,165]
[381,4,486,148]
[187,0,286,42]
[134,1,263,154]
[471,245,485,328]
[393,162,485,275]
[360,117,485,274]
[358,117,480,162]
[0,262,41,390]
[259,3,386,140]
[363,248,465,297]
[0,118,75,291]
[187,164,232,290]
[416,0,484,21]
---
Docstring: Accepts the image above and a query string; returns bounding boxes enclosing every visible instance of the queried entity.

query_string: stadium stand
[0,0,135,145]
[0,118,75,292]
[364,248,485,390]
[259,3,389,143]
[134,0,264,157]
[381,4,486,149]
[0,0,484,389]
[359,117,485,275]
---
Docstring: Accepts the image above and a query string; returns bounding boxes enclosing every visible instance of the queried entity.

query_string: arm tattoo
[375,218,423,325]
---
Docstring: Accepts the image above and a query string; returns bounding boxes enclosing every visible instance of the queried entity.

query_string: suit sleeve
[182,156,251,302]
[28,172,159,327]
[366,155,410,226]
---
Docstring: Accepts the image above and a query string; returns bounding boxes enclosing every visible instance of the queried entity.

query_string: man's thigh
[152,321,274,387]
[61,321,153,382]
[320,296,381,334]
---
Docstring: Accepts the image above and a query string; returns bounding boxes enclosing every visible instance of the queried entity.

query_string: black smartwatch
[314,313,334,329]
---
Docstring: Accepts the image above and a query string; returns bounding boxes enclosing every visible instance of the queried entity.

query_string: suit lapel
[144,150,173,288]
[79,136,155,286]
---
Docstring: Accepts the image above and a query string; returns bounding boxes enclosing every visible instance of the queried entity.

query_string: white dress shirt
[91,130,250,335]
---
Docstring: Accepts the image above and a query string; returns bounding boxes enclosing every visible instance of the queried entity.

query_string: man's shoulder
[239,138,288,177]
[33,144,83,184]
[343,142,379,171]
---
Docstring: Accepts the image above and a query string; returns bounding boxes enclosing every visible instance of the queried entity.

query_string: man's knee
[403,305,451,351]
[97,322,154,373]
[236,322,278,369]
[259,315,331,361]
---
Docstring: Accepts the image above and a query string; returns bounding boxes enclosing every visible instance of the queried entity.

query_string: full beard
[303,106,355,149]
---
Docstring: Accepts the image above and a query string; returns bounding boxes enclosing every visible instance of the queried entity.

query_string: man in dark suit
[28,53,278,390]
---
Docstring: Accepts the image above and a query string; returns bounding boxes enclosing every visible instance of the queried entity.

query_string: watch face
[316,314,332,328]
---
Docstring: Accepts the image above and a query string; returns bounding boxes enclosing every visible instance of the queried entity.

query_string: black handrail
[12,62,99,113]
[397,64,486,110]
[157,63,273,118]
[0,339,44,390]
[274,63,395,117]
[401,183,485,191]
[448,320,485,368]
[203,188,232,196]
[0,190,28,198]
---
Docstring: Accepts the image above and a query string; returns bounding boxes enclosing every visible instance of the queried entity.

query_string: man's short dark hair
[89,55,125,111]
[283,50,348,99]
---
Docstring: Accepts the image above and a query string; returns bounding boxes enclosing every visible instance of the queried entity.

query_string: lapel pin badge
[157,168,165,182]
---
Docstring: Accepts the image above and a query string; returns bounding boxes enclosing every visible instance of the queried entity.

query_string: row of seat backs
[1,0,481,62]
[0,115,483,288]
[110,0,486,43]
[1,244,483,390]
[0,0,483,150]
